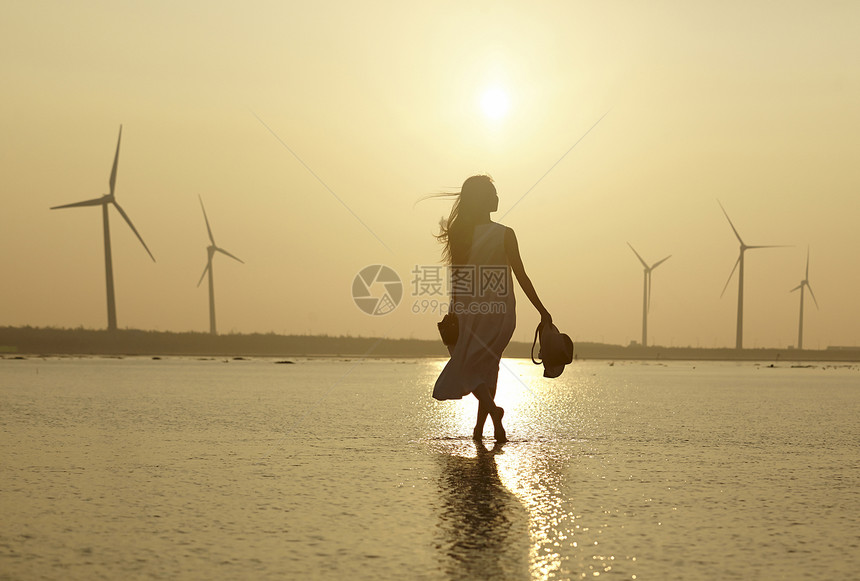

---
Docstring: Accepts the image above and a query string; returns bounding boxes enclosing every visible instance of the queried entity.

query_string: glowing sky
[2,1,859,348]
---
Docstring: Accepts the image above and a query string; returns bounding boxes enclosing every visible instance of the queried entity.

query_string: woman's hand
[540,310,553,328]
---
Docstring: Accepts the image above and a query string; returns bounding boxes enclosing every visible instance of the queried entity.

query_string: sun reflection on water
[430,357,640,579]
[488,359,638,580]
[495,441,571,579]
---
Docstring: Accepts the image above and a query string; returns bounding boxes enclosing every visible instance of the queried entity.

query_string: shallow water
[1,357,858,580]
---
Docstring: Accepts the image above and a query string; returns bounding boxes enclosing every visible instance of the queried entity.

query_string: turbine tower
[197,196,244,335]
[718,201,787,349]
[790,247,818,350]
[50,126,155,332]
[627,243,671,347]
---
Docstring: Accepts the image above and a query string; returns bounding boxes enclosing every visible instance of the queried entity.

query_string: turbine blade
[215,247,244,264]
[717,200,744,245]
[112,201,156,262]
[807,282,819,309]
[109,125,122,197]
[721,255,741,298]
[197,260,210,287]
[805,246,810,279]
[627,242,648,268]
[746,244,791,250]
[50,196,108,210]
[651,255,671,270]
[789,284,802,293]
[199,195,215,245]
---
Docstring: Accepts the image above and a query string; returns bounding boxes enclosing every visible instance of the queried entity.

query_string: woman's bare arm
[504,227,552,324]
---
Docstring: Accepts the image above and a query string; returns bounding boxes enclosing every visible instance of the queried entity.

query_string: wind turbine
[718,201,788,349]
[790,247,818,350]
[197,196,244,335]
[627,243,671,347]
[50,126,155,332]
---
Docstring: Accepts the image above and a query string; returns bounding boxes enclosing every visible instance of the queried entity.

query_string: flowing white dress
[433,222,516,400]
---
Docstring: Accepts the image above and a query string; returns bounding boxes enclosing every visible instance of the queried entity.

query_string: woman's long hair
[431,175,495,265]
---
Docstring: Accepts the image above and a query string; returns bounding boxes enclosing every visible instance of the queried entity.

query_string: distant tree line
[0,326,858,362]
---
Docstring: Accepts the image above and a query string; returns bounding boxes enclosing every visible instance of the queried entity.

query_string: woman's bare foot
[492,406,507,442]
[472,426,483,440]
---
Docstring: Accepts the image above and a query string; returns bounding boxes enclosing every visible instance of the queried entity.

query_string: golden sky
[2,1,859,348]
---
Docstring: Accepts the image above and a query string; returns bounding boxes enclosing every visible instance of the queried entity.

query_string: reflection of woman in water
[433,175,552,441]
[436,441,529,578]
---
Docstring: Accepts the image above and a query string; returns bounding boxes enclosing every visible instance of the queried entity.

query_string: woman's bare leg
[473,384,506,442]
[473,381,497,439]
[473,401,489,439]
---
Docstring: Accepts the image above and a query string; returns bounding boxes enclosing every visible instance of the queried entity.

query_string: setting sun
[479,87,511,121]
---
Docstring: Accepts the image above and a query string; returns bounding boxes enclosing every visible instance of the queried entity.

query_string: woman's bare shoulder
[498,223,517,240]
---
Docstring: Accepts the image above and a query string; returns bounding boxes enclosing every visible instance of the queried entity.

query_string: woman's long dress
[433,222,516,400]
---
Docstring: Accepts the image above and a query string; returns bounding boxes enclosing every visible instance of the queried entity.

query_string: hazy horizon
[3,2,859,349]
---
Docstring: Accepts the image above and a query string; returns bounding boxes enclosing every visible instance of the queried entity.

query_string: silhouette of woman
[432,175,552,441]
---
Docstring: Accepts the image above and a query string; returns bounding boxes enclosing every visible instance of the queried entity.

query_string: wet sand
[2,357,858,579]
